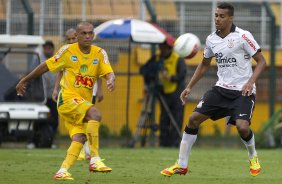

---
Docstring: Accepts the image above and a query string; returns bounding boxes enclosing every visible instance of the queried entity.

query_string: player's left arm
[96,78,104,102]
[242,51,266,96]
[98,48,115,92]
[105,72,115,92]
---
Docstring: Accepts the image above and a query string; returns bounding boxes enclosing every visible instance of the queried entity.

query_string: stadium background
[1,0,282,139]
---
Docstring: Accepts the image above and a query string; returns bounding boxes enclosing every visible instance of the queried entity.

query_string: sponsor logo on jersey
[80,64,88,73]
[215,52,237,68]
[227,39,234,48]
[93,59,98,64]
[71,55,78,62]
[72,98,85,104]
[54,45,69,60]
[74,74,95,89]
[242,34,257,51]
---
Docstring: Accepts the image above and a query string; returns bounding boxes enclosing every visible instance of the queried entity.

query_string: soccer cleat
[249,155,261,176]
[89,159,112,173]
[53,171,74,181]
[160,161,188,177]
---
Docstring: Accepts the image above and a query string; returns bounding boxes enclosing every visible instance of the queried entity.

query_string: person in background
[27,40,58,149]
[141,40,187,147]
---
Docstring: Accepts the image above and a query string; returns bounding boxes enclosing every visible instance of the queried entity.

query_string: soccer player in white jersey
[160,2,266,177]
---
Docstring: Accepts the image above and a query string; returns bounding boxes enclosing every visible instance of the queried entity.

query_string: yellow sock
[86,120,100,157]
[61,141,83,170]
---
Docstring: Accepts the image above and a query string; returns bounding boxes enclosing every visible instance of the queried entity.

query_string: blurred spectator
[141,41,187,147]
[27,40,58,149]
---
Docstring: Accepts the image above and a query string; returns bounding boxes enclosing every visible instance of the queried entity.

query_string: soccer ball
[173,33,201,58]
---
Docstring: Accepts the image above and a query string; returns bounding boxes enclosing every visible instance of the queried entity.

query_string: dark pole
[21,0,34,35]
[264,2,276,117]
[125,39,131,142]
[143,0,157,55]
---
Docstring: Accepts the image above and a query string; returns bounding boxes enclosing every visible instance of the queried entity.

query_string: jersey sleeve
[241,31,260,56]
[203,36,214,58]
[98,49,113,77]
[45,45,69,73]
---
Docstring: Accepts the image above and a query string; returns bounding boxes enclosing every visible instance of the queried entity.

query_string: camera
[140,57,164,87]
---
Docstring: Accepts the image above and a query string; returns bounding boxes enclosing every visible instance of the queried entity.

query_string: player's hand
[106,79,115,92]
[180,88,191,105]
[241,82,253,96]
[52,90,59,102]
[16,80,26,96]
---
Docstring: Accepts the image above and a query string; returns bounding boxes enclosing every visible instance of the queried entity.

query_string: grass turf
[0,147,281,184]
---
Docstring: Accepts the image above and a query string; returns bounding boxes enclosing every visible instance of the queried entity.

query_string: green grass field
[0,147,281,184]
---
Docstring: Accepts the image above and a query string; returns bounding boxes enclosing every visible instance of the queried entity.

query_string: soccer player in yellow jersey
[16,21,115,181]
[52,28,104,161]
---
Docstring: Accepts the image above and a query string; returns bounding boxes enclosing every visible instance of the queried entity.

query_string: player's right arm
[180,57,212,104]
[16,62,49,96]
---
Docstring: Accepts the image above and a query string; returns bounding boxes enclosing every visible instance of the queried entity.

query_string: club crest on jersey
[227,39,234,48]
[93,59,99,64]
[80,64,88,73]
[71,55,78,62]
[74,74,95,89]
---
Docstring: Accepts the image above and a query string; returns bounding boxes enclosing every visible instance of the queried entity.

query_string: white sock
[178,132,197,168]
[241,133,257,159]
[83,141,90,156]
[58,168,67,173]
[90,156,101,164]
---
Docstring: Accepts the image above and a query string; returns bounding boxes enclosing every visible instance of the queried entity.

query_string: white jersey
[204,25,260,94]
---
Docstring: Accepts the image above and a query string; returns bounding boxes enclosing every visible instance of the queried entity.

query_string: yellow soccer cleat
[53,171,74,181]
[249,155,261,177]
[89,159,112,173]
[160,161,188,177]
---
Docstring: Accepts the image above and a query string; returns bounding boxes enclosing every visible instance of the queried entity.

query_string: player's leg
[54,131,86,180]
[161,87,223,177]
[84,106,112,172]
[160,111,209,177]
[234,95,261,176]
[236,119,261,176]
[53,95,88,180]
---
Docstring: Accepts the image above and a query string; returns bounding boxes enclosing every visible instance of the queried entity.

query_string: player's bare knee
[85,107,102,122]
[236,121,249,136]
[188,116,201,128]
[72,133,87,144]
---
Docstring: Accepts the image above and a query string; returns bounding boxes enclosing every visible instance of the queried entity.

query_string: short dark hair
[217,2,234,16]
[43,40,54,48]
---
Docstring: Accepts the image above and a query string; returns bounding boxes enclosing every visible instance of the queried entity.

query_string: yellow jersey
[157,52,179,94]
[45,43,113,102]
